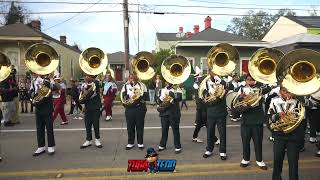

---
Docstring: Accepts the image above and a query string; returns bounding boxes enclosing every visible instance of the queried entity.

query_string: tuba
[78,47,108,104]
[199,43,239,105]
[229,48,284,113]
[0,52,12,102]
[25,43,59,105]
[269,48,320,134]
[158,54,191,109]
[120,51,156,107]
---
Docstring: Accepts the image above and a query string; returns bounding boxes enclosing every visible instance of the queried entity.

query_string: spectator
[19,78,29,113]
[148,77,156,105]
[68,79,82,117]
[155,75,162,101]
[180,84,188,110]
[102,73,117,121]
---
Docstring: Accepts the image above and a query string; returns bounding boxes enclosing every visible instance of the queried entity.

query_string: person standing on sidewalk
[102,73,117,121]
[52,76,69,125]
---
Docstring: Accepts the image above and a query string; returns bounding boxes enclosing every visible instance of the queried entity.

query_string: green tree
[154,48,174,77]
[4,2,27,25]
[226,9,296,40]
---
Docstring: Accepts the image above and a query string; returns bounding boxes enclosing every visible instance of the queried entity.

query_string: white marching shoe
[105,116,112,121]
[47,147,55,155]
[80,140,92,149]
[33,147,46,156]
[95,139,103,148]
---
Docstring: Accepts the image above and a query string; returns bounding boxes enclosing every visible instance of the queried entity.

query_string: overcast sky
[4,0,319,55]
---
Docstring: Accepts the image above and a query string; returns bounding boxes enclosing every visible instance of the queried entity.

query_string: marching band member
[268,85,310,180]
[157,82,182,154]
[202,70,228,160]
[102,73,117,121]
[265,85,280,142]
[192,70,206,143]
[52,75,69,125]
[121,74,147,150]
[238,74,270,170]
[80,75,103,149]
[0,100,2,161]
[32,75,55,156]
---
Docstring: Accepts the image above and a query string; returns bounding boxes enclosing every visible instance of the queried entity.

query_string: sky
[2,0,319,55]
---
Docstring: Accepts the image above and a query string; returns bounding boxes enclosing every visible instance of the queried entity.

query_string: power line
[43,0,104,31]
[3,0,319,7]
[186,0,319,7]
[1,1,319,12]
[0,10,312,17]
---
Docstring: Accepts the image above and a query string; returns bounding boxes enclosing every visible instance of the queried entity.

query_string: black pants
[180,100,188,109]
[308,109,320,138]
[206,115,226,153]
[69,99,82,114]
[159,115,181,149]
[36,113,55,147]
[241,124,263,162]
[84,109,100,141]
[193,108,207,138]
[125,107,146,144]
[272,135,300,180]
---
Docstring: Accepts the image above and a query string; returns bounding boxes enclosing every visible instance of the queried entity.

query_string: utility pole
[137,3,140,52]
[123,0,130,75]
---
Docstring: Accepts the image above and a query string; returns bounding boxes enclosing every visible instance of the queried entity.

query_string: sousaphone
[25,43,59,104]
[0,52,12,82]
[78,47,109,103]
[199,43,239,105]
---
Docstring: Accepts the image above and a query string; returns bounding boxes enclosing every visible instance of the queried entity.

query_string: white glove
[193,83,199,89]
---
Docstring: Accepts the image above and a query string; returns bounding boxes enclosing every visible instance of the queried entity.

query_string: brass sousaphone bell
[199,43,239,105]
[25,43,59,75]
[120,51,156,106]
[276,48,320,96]
[79,47,109,75]
[78,47,109,103]
[25,43,60,104]
[161,54,191,85]
[0,52,12,82]
[131,51,157,80]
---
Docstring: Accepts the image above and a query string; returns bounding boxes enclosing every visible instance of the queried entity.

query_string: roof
[156,33,186,41]
[285,16,320,28]
[157,28,263,43]
[187,28,263,42]
[107,51,133,64]
[0,23,81,53]
[271,33,320,47]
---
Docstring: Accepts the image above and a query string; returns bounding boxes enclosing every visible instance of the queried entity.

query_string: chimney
[193,25,199,34]
[30,20,41,31]
[186,32,193,38]
[60,35,67,44]
[179,26,184,33]
[204,16,212,29]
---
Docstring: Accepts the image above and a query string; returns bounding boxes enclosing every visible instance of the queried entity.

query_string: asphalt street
[0,105,319,180]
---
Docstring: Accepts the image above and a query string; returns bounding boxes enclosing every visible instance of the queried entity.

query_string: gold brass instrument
[269,103,305,134]
[120,52,155,107]
[276,48,320,96]
[0,52,12,102]
[79,47,109,103]
[161,54,191,85]
[230,48,284,113]
[199,43,238,105]
[268,48,320,134]
[158,54,191,109]
[207,43,239,76]
[25,43,59,105]
[0,52,12,82]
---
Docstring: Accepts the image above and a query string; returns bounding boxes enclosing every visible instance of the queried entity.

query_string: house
[263,16,320,43]
[107,51,132,82]
[173,16,268,75]
[270,33,320,53]
[0,20,82,81]
[155,26,186,52]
